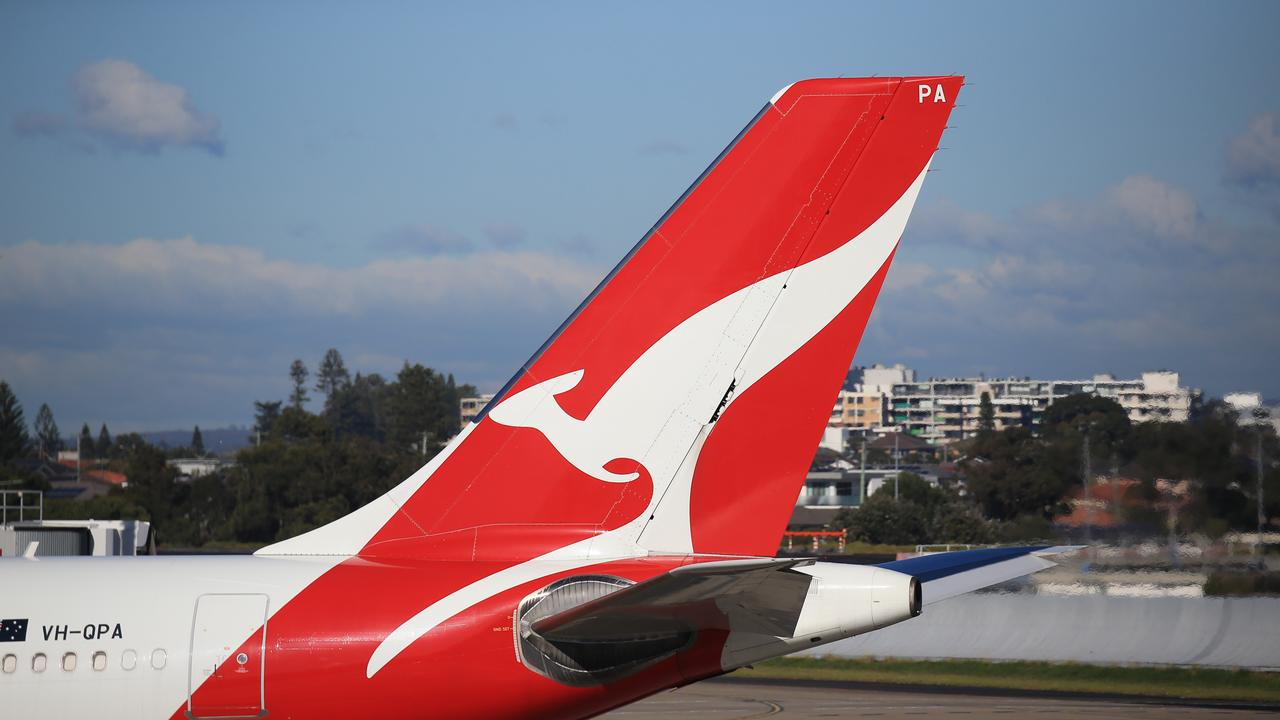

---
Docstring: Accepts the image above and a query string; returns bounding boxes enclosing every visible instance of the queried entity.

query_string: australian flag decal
[1,618,29,642]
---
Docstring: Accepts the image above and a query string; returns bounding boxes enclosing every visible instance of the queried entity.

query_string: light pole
[894,432,900,500]
[1082,431,1092,549]
[859,439,867,506]
[1074,418,1099,557]
[1253,407,1271,565]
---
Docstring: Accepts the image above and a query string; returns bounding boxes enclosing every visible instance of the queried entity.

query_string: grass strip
[732,656,1280,704]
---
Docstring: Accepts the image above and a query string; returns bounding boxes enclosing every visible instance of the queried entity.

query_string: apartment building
[1225,391,1280,434]
[828,363,917,431]
[829,390,885,429]
[888,370,1199,444]
[459,393,495,425]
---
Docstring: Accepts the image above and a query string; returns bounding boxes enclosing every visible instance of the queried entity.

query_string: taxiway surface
[604,678,1277,719]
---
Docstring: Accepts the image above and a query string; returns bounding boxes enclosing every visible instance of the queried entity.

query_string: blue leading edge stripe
[877,546,1051,583]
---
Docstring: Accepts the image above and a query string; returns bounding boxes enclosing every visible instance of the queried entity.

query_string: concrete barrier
[803,593,1280,668]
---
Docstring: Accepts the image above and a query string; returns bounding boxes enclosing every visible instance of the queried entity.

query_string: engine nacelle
[793,562,921,638]
[720,562,921,670]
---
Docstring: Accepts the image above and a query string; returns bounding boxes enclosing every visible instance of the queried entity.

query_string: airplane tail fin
[260,77,961,560]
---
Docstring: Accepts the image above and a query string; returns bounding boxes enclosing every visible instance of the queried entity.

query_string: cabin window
[92,651,107,671]
[121,649,137,670]
[151,649,167,670]
[2,654,15,673]
[62,652,77,671]
[32,653,47,673]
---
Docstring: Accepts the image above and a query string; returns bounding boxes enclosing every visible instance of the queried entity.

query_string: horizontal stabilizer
[519,558,924,681]
[532,557,816,641]
[515,549,1075,686]
[879,546,1082,605]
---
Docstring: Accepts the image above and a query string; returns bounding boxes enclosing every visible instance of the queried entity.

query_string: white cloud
[1225,112,1280,220]
[1026,174,1203,248]
[933,268,989,305]
[0,236,604,429]
[373,224,473,256]
[482,222,527,249]
[1226,112,1280,188]
[862,170,1279,396]
[1104,174,1200,242]
[72,59,223,155]
[915,175,1210,260]
[907,198,1011,249]
[0,236,597,317]
[984,254,1084,293]
[882,261,936,292]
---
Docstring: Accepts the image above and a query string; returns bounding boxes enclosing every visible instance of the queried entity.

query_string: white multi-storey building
[1224,391,1264,414]
[459,394,496,425]
[860,363,916,393]
[884,370,1199,444]
[827,363,918,432]
[829,390,885,430]
[1224,391,1279,434]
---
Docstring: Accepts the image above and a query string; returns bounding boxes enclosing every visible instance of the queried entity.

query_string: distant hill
[140,427,254,456]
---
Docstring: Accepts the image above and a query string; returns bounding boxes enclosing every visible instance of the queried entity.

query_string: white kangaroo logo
[487,369,641,483]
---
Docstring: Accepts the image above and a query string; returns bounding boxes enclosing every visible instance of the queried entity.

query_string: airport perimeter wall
[803,593,1280,668]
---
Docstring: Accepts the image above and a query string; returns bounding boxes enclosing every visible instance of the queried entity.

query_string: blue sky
[2,1,1278,431]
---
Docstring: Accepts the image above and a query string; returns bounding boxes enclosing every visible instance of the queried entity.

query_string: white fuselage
[1,555,335,719]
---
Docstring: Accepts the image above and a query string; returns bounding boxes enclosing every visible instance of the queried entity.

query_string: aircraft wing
[878,545,1083,605]
[531,557,817,641]
[528,547,1080,654]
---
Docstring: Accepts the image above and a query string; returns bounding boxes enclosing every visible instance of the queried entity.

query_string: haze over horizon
[2,2,1278,433]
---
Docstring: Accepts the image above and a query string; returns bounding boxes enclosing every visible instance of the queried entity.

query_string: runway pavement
[603,678,1278,719]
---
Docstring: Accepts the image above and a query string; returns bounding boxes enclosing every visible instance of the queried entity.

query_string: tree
[327,373,388,439]
[192,426,205,455]
[111,432,148,457]
[289,360,310,410]
[1038,393,1133,499]
[254,401,282,437]
[116,438,179,535]
[96,423,112,458]
[42,493,150,525]
[889,472,947,511]
[387,363,461,453]
[0,381,29,462]
[1127,405,1253,533]
[961,396,1130,523]
[59,352,481,549]
[78,423,94,459]
[978,391,995,435]
[274,406,329,442]
[835,493,928,545]
[963,426,1071,521]
[835,473,993,545]
[315,348,351,403]
[930,502,994,544]
[1042,393,1131,459]
[33,404,61,453]
[1043,393,1130,434]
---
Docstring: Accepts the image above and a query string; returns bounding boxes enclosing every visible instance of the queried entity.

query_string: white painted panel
[188,593,267,718]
